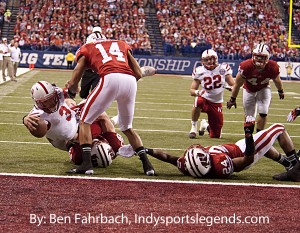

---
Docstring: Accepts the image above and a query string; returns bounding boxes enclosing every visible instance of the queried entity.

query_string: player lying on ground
[23,81,124,168]
[119,117,299,180]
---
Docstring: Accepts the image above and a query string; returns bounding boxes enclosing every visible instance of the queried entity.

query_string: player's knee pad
[259,113,267,118]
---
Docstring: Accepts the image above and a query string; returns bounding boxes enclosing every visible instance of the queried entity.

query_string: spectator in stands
[4,9,11,23]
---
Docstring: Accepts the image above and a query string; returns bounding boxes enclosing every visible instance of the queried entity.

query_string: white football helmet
[86,27,107,44]
[184,145,211,177]
[31,81,59,113]
[252,43,270,69]
[201,49,218,70]
[91,138,115,168]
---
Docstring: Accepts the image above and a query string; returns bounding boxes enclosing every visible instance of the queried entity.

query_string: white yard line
[0,172,299,189]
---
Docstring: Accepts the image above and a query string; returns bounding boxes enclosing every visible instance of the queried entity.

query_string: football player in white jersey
[23,81,124,169]
[189,49,235,139]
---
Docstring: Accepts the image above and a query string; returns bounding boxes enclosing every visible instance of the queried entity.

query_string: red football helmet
[31,81,59,113]
[201,49,218,70]
[184,144,211,177]
[252,43,270,69]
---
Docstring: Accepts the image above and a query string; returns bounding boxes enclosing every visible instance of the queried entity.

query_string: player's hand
[287,107,300,122]
[224,84,233,92]
[278,89,284,99]
[227,97,236,109]
[67,88,76,99]
[244,116,255,137]
[23,115,40,131]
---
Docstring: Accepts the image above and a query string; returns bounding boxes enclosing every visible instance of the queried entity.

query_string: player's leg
[189,106,200,138]
[189,96,205,138]
[265,147,293,171]
[206,103,223,138]
[117,74,155,176]
[256,87,271,132]
[236,123,286,167]
[272,130,300,181]
[243,89,257,128]
[72,76,117,174]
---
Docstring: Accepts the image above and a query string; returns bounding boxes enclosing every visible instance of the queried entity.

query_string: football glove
[278,89,284,99]
[244,116,255,156]
[244,116,255,137]
[227,97,237,109]
[287,107,300,122]
[67,88,76,99]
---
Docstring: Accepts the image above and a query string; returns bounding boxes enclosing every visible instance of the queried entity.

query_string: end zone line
[0,172,299,189]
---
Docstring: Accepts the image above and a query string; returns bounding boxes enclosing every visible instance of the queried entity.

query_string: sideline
[0,67,31,84]
[0,172,299,189]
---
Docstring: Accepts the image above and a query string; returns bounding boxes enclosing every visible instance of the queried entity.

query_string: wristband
[230,96,236,101]
[195,90,200,96]
[277,89,284,93]
[22,115,28,125]
[68,89,76,99]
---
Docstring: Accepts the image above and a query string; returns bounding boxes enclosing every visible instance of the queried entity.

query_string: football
[141,66,156,77]
[29,119,48,138]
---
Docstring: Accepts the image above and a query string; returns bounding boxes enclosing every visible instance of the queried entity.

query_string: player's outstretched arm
[145,148,178,166]
[128,51,142,80]
[232,116,255,172]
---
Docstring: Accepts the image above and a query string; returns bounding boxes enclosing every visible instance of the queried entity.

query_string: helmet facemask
[31,81,60,114]
[252,43,270,69]
[35,91,59,114]
[202,56,218,70]
[201,49,218,70]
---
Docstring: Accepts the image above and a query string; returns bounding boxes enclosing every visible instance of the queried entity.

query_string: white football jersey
[192,63,232,103]
[29,88,79,150]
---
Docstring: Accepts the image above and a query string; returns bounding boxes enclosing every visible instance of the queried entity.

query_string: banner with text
[19,51,300,80]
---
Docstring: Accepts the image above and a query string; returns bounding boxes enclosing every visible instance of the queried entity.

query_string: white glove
[117,144,136,158]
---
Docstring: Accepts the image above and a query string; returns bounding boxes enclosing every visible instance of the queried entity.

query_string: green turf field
[0,70,299,184]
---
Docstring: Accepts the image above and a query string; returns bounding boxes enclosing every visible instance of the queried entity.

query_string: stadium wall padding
[19,51,300,80]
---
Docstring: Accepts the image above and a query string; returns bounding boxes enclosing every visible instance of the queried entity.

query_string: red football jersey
[177,144,244,179]
[238,59,280,92]
[76,40,136,78]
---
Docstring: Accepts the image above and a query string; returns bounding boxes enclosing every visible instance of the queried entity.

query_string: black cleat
[67,161,94,175]
[273,162,300,182]
[67,168,94,175]
[272,171,289,181]
[139,154,156,176]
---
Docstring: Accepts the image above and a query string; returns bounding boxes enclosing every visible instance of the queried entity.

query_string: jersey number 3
[96,42,126,64]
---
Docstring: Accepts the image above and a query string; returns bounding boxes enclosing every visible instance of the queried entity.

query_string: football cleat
[139,154,156,176]
[189,126,197,139]
[272,171,288,181]
[199,119,209,136]
[67,168,94,175]
[273,161,300,182]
